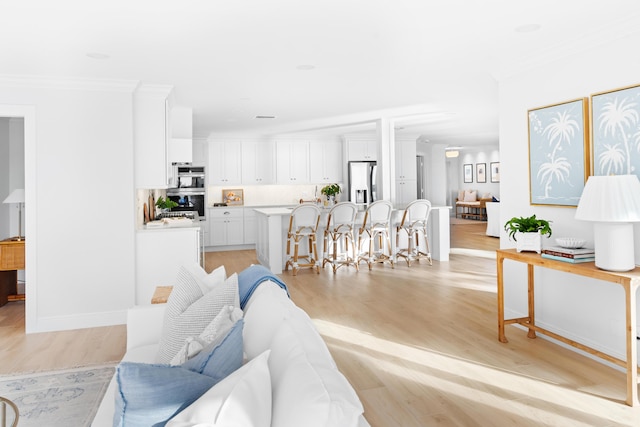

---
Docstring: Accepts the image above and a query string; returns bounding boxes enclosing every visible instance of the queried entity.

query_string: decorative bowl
[555,237,586,249]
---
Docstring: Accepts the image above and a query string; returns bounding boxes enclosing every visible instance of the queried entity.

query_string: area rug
[0,365,114,427]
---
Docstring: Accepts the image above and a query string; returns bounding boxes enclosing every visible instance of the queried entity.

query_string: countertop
[140,217,201,231]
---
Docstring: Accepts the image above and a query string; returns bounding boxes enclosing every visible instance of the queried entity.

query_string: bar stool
[322,202,359,273]
[285,204,321,275]
[0,396,19,427]
[396,199,432,266]
[357,200,394,270]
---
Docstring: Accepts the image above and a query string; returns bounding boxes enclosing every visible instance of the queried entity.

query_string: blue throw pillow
[113,363,217,427]
[113,319,244,427]
[182,319,244,383]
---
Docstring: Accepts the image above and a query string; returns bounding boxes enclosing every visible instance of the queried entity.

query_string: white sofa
[92,277,370,427]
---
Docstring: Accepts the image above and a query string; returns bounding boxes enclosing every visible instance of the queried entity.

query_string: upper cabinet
[191,138,207,166]
[276,140,309,183]
[242,140,275,184]
[346,139,377,161]
[208,140,242,185]
[134,84,174,189]
[168,106,193,164]
[309,140,343,183]
[395,138,417,181]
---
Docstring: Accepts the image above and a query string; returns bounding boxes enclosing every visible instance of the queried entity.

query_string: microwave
[173,165,205,189]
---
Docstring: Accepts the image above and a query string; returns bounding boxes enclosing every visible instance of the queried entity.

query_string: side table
[0,238,25,306]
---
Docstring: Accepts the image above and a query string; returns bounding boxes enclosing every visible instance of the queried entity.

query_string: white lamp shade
[2,188,25,204]
[575,175,640,222]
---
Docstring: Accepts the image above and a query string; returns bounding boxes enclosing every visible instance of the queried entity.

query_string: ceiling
[2,1,640,147]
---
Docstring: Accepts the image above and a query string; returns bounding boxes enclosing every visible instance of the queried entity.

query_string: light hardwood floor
[1,221,639,426]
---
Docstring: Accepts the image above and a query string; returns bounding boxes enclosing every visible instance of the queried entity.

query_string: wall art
[591,83,640,178]
[490,162,500,183]
[476,163,486,183]
[528,98,589,206]
[463,164,473,183]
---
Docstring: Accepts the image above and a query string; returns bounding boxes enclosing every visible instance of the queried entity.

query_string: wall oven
[167,165,206,220]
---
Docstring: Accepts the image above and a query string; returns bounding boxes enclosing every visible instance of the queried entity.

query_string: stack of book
[541,246,595,263]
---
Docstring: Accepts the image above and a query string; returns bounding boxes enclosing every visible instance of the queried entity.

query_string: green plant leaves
[503,214,552,241]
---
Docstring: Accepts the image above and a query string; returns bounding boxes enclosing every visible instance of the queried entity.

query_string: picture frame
[527,98,590,206]
[476,163,486,183]
[222,189,244,205]
[463,164,473,183]
[591,83,640,178]
[490,162,500,183]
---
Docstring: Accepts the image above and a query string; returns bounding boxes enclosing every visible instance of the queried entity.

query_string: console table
[0,238,25,306]
[496,248,640,407]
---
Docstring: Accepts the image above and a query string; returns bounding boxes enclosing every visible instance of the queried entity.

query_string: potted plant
[320,184,341,205]
[504,214,552,253]
[155,196,178,214]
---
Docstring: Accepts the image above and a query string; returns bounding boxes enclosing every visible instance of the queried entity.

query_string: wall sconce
[574,175,640,271]
[3,188,25,241]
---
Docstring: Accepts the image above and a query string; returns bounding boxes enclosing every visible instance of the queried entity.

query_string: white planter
[516,231,542,253]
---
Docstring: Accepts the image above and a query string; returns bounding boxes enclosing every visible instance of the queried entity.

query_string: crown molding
[0,74,140,92]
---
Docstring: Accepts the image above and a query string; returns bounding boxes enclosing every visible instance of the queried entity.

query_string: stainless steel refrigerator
[348,161,377,205]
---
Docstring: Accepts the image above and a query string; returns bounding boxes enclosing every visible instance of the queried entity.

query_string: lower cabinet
[209,208,244,246]
[243,208,257,245]
[136,228,200,305]
[396,180,418,206]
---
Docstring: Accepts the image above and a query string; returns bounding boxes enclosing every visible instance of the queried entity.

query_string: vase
[516,231,542,253]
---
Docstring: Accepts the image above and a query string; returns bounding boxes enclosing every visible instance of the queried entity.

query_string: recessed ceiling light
[255,115,276,119]
[86,52,110,59]
[296,64,316,71]
[515,24,541,33]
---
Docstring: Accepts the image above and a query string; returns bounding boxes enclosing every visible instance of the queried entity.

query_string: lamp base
[593,222,635,271]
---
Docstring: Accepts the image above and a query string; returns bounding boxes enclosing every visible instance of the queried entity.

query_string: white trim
[0,104,37,333]
[31,310,127,333]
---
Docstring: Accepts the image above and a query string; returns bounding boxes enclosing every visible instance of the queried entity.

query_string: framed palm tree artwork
[591,83,640,178]
[527,98,590,206]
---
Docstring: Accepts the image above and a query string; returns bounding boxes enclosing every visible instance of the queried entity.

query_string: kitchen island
[254,205,451,274]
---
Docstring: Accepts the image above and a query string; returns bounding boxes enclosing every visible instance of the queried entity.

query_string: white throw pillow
[166,350,272,427]
[156,268,239,364]
[269,322,363,427]
[183,263,227,294]
[463,190,477,202]
[457,189,465,201]
[170,305,244,365]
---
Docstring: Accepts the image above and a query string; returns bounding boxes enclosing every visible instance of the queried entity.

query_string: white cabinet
[134,85,173,189]
[242,140,275,184]
[395,138,417,181]
[276,141,309,183]
[309,140,343,183]
[396,180,418,206]
[192,138,207,166]
[209,208,244,246]
[243,208,257,244]
[395,138,417,205]
[208,140,242,185]
[136,228,200,305]
[169,106,193,164]
[347,139,377,161]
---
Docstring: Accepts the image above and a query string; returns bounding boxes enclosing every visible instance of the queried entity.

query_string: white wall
[499,34,640,365]
[0,80,137,333]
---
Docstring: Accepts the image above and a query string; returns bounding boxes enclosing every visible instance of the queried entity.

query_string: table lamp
[3,188,25,241]
[574,175,640,271]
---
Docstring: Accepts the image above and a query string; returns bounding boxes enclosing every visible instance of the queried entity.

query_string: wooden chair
[0,397,19,427]
[357,200,394,270]
[322,202,359,273]
[285,204,321,275]
[396,199,432,266]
